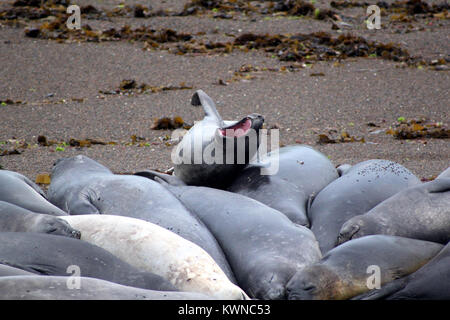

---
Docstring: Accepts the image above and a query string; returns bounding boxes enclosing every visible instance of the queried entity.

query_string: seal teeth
[220,119,252,137]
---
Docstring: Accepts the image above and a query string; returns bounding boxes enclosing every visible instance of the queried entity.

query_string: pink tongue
[220,119,252,137]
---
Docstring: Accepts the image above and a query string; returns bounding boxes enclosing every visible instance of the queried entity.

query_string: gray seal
[47,155,235,282]
[286,235,443,300]
[0,232,177,292]
[150,180,322,300]
[0,201,80,238]
[228,145,339,226]
[173,90,264,188]
[338,178,450,245]
[307,159,421,253]
[0,276,213,300]
[0,170,67,216]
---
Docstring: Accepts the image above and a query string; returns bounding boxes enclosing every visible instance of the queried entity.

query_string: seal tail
[191,90,224,125]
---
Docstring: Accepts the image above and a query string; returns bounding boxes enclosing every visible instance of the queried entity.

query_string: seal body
[338,178,450,245]
[61,215,247,299]
[173,90,264,188]
[0,276,212,300]
[47,155,235,282]
[228,145,338,226]
[308,159,421,253]
[0,201,80,238]
[286,235,443,300]
[0,232,177,292]
[164,184,322,300]
[0,170,66,216]
[0,264,34,277]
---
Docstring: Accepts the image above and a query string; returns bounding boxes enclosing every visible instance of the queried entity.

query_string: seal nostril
[72,230,81,239]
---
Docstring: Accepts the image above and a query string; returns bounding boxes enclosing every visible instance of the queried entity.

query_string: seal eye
[47,227,58,234]
[303,284,316,291]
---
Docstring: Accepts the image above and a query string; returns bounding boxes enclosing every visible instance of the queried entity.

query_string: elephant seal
[0,232,177,292]
[47,155,236,282]
[307,159,421,253]
[152,182,322,300]
[0,201,80,238]
[0,170,67,216]
[227,145,339,226]
[286,235,443,300]
[61,215,247,299]
[172,90,264,188]
[437,166,450,179]
[338,178,450,245]
[0,276,212,300]
[355,241,450,300]
[0,264,34,277]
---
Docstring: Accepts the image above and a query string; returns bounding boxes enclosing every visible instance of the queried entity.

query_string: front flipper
[191,90,224,126]
[351,277,409,300]
[0,261,57,276]
[426,177,450,194]
[134,170,186,186]
[67,188,100,215]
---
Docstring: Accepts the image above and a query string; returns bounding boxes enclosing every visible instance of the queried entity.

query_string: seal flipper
[191,90,224,126]
[426,177,450,194]
[134,170,186,186]
[67,189,100,215]
[0,261,58,276]
[351,277,409,300]
[68,200,100,215]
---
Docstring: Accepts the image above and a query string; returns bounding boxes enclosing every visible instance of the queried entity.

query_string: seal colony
[0,90,448,300]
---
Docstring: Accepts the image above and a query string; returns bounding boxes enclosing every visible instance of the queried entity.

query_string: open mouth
[219,119,252,137]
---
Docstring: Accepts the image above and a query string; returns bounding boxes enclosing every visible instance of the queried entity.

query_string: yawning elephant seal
[172,90,264,188]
